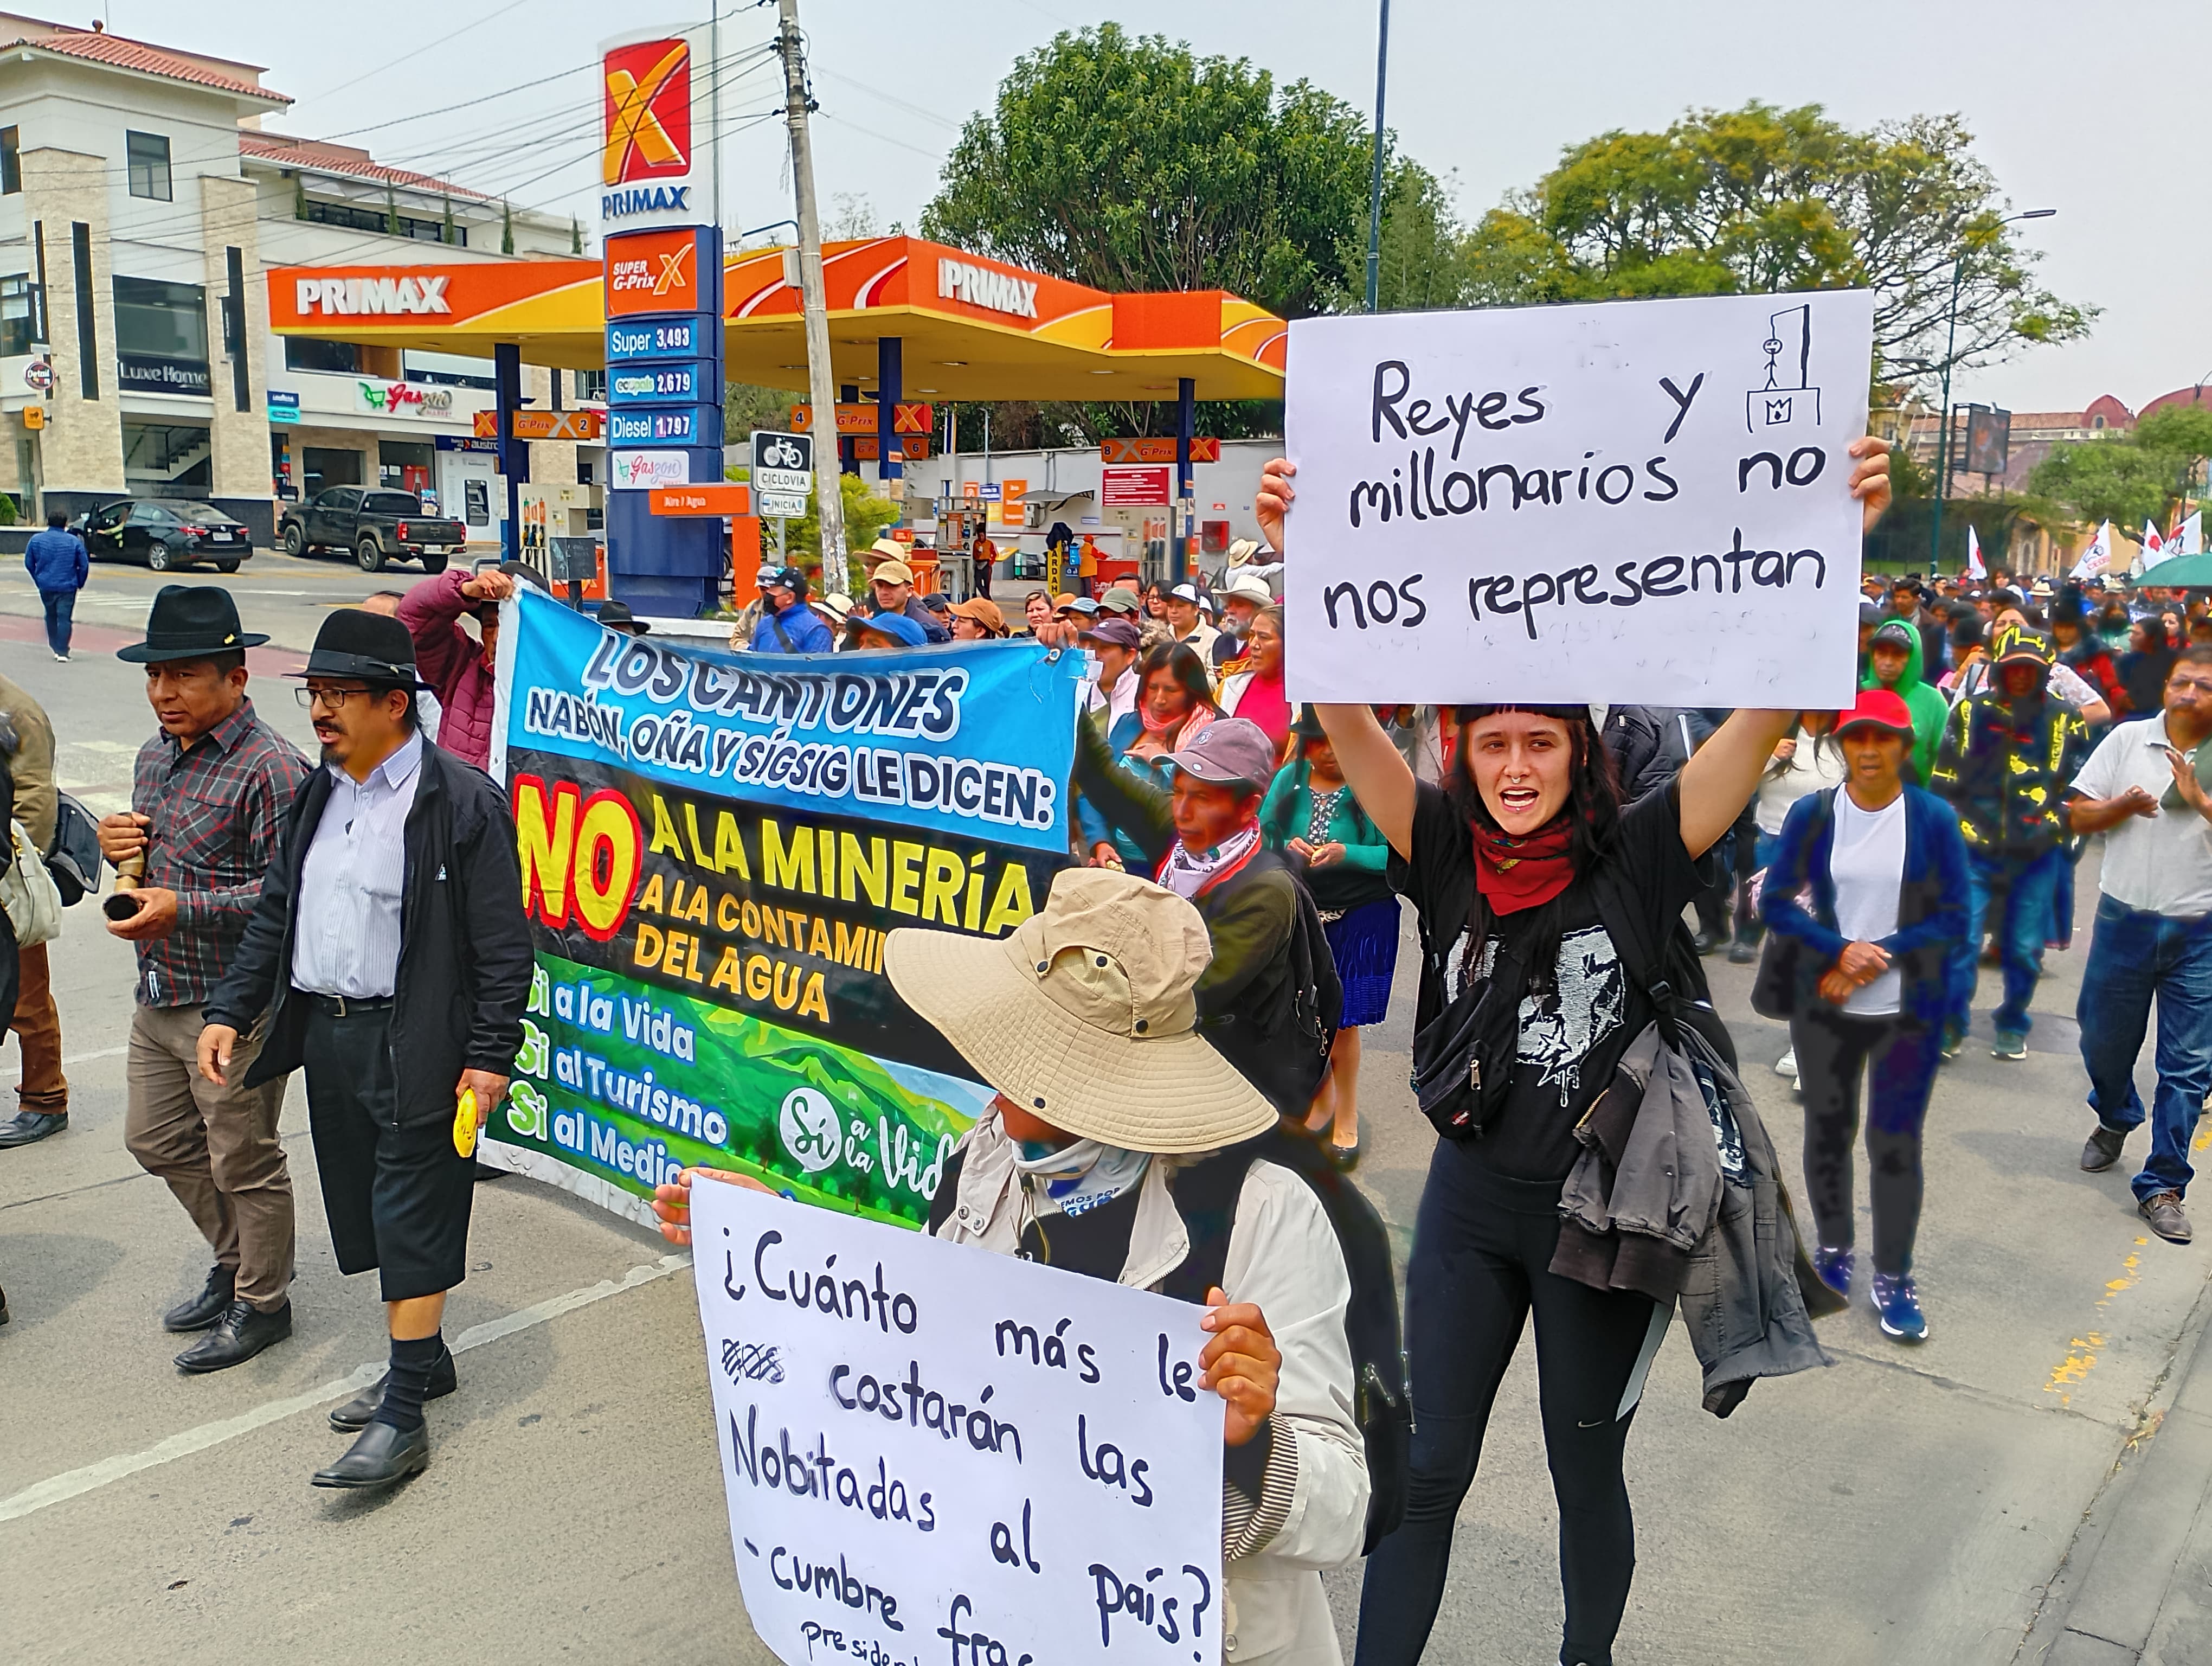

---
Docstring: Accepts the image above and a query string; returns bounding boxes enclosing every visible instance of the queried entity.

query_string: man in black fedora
[200,608,533,1490]
[94,586,311,1370]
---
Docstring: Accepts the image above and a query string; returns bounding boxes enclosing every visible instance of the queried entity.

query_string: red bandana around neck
[1472,816,1576,913]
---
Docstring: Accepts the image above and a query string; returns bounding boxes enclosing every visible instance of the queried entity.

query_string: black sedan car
[72,499,253,572]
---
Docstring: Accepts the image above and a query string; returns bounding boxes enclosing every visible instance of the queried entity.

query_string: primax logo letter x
[604,43,689,184]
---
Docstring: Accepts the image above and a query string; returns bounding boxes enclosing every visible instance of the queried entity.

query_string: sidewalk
[2022,1253,2212,1665]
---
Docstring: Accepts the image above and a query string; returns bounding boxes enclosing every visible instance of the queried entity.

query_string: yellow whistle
[454,1088,479,1159]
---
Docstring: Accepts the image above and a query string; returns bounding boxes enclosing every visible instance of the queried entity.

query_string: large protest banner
[486,589,1083,1228]
[690,1178,1225,1666]
[1284,290,1876,707]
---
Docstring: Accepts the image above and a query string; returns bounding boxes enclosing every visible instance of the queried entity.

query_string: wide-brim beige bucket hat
[884,868,1276,1155]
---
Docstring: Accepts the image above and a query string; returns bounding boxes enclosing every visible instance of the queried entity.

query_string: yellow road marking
[2043,1237,2147,1406]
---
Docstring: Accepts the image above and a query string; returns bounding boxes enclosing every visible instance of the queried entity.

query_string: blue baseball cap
[854,610,927,648]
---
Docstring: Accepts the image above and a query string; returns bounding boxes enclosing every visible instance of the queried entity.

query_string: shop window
[380,440,435,498]
[402,349,494,390]
[300,196,462,245]
[286,336,360,375]
[1,127,19,196]
[0,273,43,357]
[126,131,172,201]
[302,447,365,494]
[113,276,210,395]
[573,368,607,402]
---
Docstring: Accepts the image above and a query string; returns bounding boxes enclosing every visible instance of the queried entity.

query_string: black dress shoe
[0,1111,67,1148]
[1691,928,1726,956]
[163,1265,236,1333]
[329,1351,459,1432]
[312,1419,429,1490]
[175,1299,292,1373]
[2081,1124,2128,1173]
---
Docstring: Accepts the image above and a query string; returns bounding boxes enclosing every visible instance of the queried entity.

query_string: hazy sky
[130,0,2212,414]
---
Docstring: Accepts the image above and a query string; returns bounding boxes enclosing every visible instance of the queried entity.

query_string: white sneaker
[52,652,67,663]
[1773,1048,1796,1078]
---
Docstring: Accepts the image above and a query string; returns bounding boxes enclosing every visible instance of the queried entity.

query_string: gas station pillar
[496,342,526,563]
[876,336,903,490]
[1172,376,1195,585]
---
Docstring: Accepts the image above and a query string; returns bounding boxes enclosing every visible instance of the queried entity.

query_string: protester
[1931,630,2091,1060]
[1939,614,1986,696]
[1596,703,1687,801]
[2053,590,2125,713]
[850,610,928,651]
[866,544,951,643]
[748,566,834,653]
[0,707,18,1316]
[1261,709,1396,1167]
[810,589,853,642]
[1862,621,1946,782]
[1256,440,1890,1666]
[1070,718,1327,1122]
[1376,704,1445,786]
[1889,578,1949,675]
[2066,645,2212,1244]
[1165,582,1220,660]
[1217,606,1291,754]
[198,609,532,1489]
[1213,571,1274,669]
[595,600,650,638]
[94,587,310,1368]
[1099,583,1143,623]
[1077,617,1143,727]
[1760,690,1970,1341]
[2119,616,2178,719]
[353,592,447,740]
[725,564,781,650]
[0,674,62,1146]
[24,508,89,663]
[397,563,524,770]
[654,868,1369,1664]
[1753,710,1849,1084]
[948,595,1008,640]
[1055,596,1101,636]
[1079,642,1219,871]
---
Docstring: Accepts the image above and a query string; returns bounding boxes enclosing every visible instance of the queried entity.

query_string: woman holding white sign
[1257,441,1891,1666]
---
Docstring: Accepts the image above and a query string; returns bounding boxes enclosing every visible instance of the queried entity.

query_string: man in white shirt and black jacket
[197,609,533,1491]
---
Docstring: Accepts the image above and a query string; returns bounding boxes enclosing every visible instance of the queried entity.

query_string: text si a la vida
[1321,357,1841,642]
[519,631,1060,834]
[511,772,1042,1021]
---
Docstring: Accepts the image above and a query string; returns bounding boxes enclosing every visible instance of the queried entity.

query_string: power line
[292,0,540,105]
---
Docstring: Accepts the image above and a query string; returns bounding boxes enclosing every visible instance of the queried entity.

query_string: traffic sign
[757,490,808,520]
[750,430,814,496]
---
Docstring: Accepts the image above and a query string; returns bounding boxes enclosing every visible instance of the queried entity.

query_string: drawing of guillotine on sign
[1748,303,1821,433]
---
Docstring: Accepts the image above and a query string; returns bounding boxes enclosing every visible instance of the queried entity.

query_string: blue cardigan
[1760,784,1970,1028]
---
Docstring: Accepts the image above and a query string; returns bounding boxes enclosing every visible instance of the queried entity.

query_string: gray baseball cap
[1162,718,1277,787]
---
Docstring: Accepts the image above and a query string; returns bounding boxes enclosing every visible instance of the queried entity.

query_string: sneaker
[1772,1048,1797,1079]
[2139,1191,2192,1244]
[1728,939,1757,965]
[1991,1030,2027,1061]
[1811,1246,1854,1298]
[1939,1023,1965,1062]
[1872,1273,1928,1341]
[51,652,68,664]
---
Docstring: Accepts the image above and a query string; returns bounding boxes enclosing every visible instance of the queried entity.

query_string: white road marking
[0,1251,692,1524]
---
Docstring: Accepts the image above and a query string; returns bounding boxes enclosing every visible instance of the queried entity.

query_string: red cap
[1835,688,1916,738]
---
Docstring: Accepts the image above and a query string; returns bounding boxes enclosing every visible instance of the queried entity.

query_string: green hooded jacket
[1862,621,1949,784]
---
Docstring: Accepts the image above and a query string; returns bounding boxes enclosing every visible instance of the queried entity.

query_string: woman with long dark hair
[1078,642,1219,871]
[1256,439,1893,1666]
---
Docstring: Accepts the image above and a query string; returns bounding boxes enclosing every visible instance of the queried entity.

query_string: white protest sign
[690,1180,1225,1666]
[1284,289,1875,707]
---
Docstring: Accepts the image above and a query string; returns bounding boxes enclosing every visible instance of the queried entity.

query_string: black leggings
[1355,1140,1667,1666]
[1788,1004,1941,1277]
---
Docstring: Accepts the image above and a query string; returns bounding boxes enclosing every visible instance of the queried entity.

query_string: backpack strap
[769,613,797,653]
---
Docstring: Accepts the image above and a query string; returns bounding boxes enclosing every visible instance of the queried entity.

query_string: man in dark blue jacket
[747,566,834,653]
[23,510,88,662]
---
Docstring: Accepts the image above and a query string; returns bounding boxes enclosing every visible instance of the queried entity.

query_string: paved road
[1,601,2207,1663]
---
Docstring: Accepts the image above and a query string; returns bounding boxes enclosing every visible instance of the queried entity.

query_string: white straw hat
[884,869,1275,1155]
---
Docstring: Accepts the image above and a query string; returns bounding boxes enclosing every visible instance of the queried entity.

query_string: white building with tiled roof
[0,11,587,549]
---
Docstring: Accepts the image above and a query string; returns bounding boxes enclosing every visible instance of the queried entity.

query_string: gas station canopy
[265,235,1289,401]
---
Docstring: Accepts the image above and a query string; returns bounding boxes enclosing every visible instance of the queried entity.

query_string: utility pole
[777,0,846,579]
[1363,0,1391,313]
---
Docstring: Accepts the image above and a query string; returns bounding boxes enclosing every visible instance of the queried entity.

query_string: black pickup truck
[278,488,469,573]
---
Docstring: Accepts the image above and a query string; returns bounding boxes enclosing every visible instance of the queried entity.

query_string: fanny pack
[1409,939,1525,1139]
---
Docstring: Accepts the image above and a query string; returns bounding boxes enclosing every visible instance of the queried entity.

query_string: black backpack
[1195,850,1344,1120]
[1164,1126,1409,1555]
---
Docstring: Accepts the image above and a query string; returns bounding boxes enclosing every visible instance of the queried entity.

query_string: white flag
[2173,511,2203,558]
[2136,518,2164,576]
[2074,520,2113,580]
[1965,525,1986,580]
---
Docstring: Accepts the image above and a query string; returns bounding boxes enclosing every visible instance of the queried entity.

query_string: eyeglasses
[295,685,376,710]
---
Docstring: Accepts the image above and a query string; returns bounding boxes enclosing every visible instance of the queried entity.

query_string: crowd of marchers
[4,433,2210,1666]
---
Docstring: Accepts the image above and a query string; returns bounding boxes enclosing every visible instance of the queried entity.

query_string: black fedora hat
[289,608,432,689]
[115,585,269,664]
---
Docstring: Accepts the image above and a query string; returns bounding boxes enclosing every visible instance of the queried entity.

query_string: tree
[776,473,902,595]
[921,24,1372,322]
[1348,161,1474,312]
[1461,103,2094,395]
[2030,406,2212,539]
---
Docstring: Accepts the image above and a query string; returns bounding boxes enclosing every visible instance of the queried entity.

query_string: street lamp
[1928,208,2056,574]
[1363,0,1391,313]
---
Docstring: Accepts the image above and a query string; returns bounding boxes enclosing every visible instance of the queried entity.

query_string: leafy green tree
[921,24,1372,322]
[775,472,902,595]
[1461,103,2093,394]
[1349,160,1474,312]
[2030,405,2212,537]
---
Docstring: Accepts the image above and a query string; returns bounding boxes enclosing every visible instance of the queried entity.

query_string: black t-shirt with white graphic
[1389,779,1708,1181]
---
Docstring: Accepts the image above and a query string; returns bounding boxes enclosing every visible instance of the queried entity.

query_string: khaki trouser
[125,1004,294,1311]
[11,941,65,1113]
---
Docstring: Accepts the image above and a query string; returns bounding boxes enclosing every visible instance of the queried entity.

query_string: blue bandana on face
[1010,1138,1152,1219]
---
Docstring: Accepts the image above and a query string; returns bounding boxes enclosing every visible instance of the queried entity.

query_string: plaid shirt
[131,698,311,1008]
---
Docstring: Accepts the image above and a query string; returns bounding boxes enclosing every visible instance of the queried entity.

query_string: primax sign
[937,257,1039,319]
[294,275,452,316]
